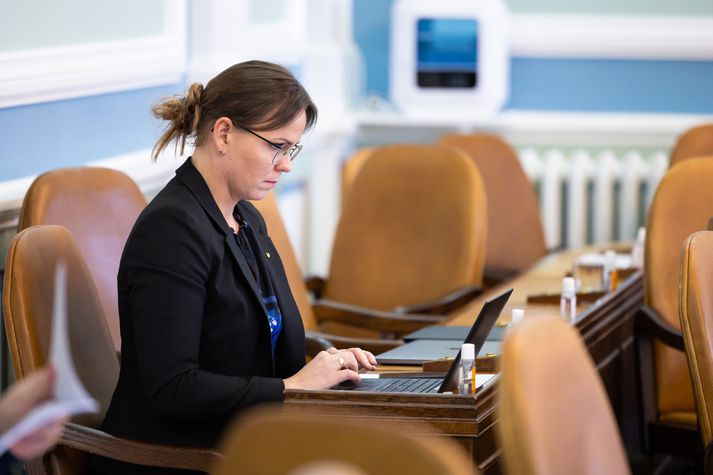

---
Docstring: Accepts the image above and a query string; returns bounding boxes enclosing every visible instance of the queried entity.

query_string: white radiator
[518,148,669,249]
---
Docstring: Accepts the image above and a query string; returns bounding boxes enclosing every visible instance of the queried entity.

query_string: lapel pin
[265,251,271,259]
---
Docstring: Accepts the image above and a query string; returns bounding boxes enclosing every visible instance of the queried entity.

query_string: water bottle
[458,343,476,396]
[631,227,645,269]
[510,308,525,326]
[602,250,618,292]
[560,277,577,322]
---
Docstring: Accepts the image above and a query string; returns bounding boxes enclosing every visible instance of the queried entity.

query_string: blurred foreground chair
[679,230,713,471]
[212,407,476,475]
[499,318,630,475]
[439,133,546,285]
[252,193,441,354]
[3,225,219,474]
[18,167,147,353]
[635,158,713,457]
[670,124,713,168]
[310,144,487,338]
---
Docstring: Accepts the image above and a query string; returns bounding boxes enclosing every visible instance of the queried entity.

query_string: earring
[219,150,225,155]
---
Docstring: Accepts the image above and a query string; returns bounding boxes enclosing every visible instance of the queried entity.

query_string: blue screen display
[416,18,478,88]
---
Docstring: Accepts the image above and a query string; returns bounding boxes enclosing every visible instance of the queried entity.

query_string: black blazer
[95,158,305,473]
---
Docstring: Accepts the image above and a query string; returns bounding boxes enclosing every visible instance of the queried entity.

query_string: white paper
[0,262,98,453]
[476,373,496,388]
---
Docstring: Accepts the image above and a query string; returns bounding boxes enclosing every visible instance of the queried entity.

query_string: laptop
[333,288,513,394]
[376,288,512,365]
[375,339,501,366]
[403,323,507,343]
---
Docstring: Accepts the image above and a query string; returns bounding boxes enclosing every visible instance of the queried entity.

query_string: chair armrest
[482,267,518,288]
[304,276,326,299]
[635,305,685,351]
[305,330,334,356]
[305,329,402,355]
[394,285,483,315]
[312,299,444,335]
[60,422,222,471]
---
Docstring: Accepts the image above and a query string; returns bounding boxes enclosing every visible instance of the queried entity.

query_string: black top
[233,215,283,352]
[92,158,305,475]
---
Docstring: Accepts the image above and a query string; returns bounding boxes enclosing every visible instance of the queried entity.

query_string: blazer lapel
[175,158,269,317]
[252,234,292,311]
[225,233,269,317]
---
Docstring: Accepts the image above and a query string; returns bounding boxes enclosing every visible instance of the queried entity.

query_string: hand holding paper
[0,262,98,456]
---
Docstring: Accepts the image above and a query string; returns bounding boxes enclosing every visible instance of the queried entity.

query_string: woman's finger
[346,348,375,370]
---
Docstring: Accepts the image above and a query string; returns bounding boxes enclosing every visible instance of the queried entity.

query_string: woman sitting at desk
[92,61,376,475]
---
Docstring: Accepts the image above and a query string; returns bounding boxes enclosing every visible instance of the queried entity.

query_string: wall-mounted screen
[416,18,478,89]
[391,0,509,118]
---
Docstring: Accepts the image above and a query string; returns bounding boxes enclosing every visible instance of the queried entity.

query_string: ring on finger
[338,356,346,370]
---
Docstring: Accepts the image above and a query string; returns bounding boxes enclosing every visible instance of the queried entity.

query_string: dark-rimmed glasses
[234,124,303,165]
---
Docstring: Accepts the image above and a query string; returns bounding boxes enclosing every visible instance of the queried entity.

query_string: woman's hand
[0,366,68,460]
[283,347,377,391]
[10,420,66,460]
[325,347,377,371]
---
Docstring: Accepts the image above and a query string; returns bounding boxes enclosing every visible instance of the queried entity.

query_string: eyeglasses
[234,123,303,165]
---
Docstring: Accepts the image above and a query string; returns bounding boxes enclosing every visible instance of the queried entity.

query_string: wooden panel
[285,385,499,473]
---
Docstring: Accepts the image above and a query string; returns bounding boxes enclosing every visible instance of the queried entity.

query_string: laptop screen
[438,288,513,392]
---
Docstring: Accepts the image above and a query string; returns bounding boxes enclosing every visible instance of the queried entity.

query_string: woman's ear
[210,117,232,152]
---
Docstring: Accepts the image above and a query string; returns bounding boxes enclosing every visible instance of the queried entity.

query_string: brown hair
[151,60,317,160]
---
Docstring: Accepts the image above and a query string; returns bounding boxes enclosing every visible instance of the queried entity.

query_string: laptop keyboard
[358,377,440,393]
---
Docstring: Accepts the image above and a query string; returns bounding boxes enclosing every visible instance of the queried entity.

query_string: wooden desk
[284,249,644,474]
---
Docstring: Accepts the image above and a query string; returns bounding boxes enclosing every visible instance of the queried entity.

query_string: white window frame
[189,0,308,83]
[0,0,187,108]
[510,14,713,60]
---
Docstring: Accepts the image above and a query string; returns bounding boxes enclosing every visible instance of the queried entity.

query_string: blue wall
[0,82,184,181]
[354,0,713,114]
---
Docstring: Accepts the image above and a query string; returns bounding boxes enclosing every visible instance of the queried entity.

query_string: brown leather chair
[212,407,477,475]
[679,230,713,470]
[439,133,546,285]
[670,124,713,168]
[252,193,442,354]
[18,167,147,353]
[341,147,375,212]
[3,225,219,474]
[635,157,713,456]
[310,144,487,338]
[499,318,630,475]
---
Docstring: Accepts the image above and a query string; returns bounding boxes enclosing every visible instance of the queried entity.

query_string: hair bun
[183,83,203,135]
[185,83,204,111]
[150,82,204,160]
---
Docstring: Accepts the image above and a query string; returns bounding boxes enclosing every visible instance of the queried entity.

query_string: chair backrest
[18,166,147,353]
[679,230,713,445]
[341,147,375,211]
[645,157,713,419]
[439,133,546,276]
[250,193,318,331]
[499,318,630,475]
[670,124,713,168]
[213,407,477,475]
[324,144,487,311]
[3,225,120,427]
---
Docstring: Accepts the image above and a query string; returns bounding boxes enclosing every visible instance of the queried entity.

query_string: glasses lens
[272,144,303,165]
[289,144,303,161]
